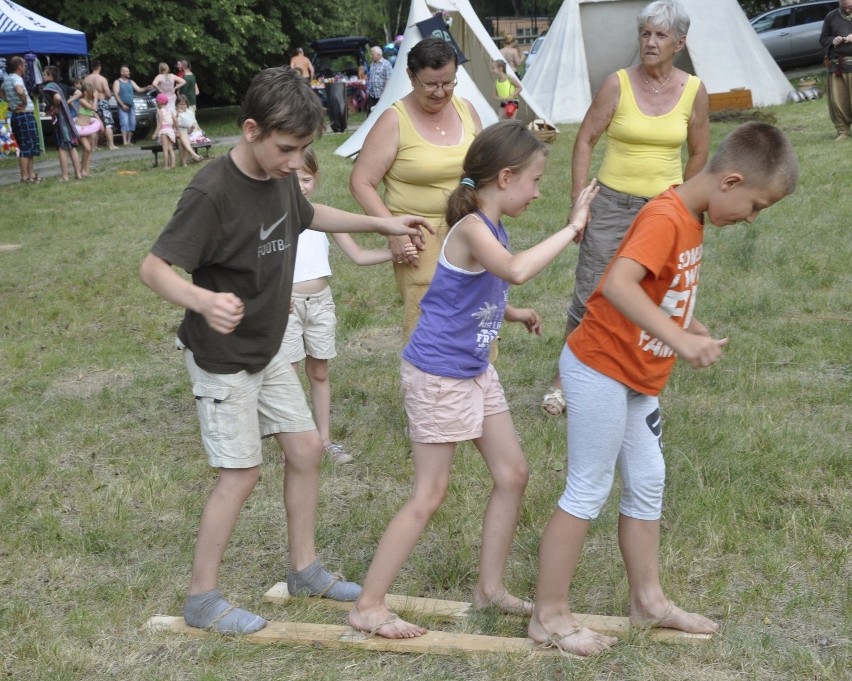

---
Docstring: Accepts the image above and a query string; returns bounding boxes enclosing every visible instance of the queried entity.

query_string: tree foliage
[21,0,786,103]
[24,0,358,102]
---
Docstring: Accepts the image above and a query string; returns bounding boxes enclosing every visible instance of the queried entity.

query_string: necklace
[640,65,672,96]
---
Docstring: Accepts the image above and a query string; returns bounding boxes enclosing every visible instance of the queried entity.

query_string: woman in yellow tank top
[350,38,484,340]
[540,0,710,417]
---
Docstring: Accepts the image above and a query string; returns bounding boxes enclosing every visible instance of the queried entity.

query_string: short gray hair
[637,0,690,39]
[371,46,383,57]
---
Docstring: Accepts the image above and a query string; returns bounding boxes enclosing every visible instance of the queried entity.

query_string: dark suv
[310,36,371,79]
[750,0,837,68]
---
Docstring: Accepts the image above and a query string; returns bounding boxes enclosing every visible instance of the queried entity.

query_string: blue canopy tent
[0,0,87,54]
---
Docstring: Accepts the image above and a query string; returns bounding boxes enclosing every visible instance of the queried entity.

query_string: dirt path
[0,135,241,186]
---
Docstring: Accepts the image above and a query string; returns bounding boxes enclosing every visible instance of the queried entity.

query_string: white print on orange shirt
[636,259,701,358]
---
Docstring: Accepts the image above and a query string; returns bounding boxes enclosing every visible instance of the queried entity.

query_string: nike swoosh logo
[259,212,288,241]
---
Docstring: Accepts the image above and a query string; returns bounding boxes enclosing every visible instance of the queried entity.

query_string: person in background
[174,94,206,165]
[365,45,393,113]
[491,59,522,119]
[83,60,118,150]
[1,55,42,183]
[42,64,83,181]
[74,81,103,177]
[153,62,186,111]
[499,35,525,73]
[290,47,314,81]
[151,92,176,169]
[179,59,200,111]
[350,38,483,341]
[820,0,852,141]
[112,65,152,145]
[539,0,709,416]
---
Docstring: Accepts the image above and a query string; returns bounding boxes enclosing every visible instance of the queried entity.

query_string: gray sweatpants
[557,345,665,521]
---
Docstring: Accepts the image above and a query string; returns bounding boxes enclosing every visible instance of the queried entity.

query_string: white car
[523,35,547,75]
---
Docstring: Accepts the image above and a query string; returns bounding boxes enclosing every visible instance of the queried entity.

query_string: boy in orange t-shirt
[528,122,800,657]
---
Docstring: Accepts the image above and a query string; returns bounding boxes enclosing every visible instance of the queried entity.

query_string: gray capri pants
[566,183,649,333]
[557,345,665,521]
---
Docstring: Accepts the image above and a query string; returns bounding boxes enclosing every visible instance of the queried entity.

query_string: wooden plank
[263,582,711,644]
[708,89,753,112]
[144,615,576,657]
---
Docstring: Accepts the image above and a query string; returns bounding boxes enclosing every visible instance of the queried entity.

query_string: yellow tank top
[597,69,700,198]
[495,77,514,100]
[384,96,477,228]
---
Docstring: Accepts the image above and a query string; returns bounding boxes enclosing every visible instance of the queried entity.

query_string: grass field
[0,96,849,680]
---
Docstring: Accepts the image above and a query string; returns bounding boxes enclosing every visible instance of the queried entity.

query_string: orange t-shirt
[568,187,704,396]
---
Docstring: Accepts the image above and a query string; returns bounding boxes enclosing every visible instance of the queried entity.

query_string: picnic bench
[140,140,214,167]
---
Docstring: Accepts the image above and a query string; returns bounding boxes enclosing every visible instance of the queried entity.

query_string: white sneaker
[324,442,353,464]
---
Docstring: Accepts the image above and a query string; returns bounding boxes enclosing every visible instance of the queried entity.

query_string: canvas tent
[523,0,794,124]
[335,0,551,158]
[0,0,87,55]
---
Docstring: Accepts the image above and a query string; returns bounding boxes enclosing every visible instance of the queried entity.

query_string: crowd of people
[0,56,202,181]
[133,0,806,659]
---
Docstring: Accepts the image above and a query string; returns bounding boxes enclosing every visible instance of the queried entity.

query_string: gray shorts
[557,345,665,521]
[566,183,649,334]
[183,342,316,469]
[281,286,337,363]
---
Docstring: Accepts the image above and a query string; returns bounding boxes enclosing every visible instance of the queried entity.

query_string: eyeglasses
[413,73,458,93]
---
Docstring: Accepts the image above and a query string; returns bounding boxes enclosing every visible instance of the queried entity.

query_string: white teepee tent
[523,0,794,124]
[334,0,552,158]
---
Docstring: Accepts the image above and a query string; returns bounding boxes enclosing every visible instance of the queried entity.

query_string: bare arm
[571,72,619,203]
[349,108,399,219]
[602,257,727,368]
[139,253,245,335]
[310,203,433,239]
[450,180,599,285]
[683,82,710,181]
[330,232,394,265]
[173,75,187,90]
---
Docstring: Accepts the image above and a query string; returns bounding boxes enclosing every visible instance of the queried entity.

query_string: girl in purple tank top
[348,120,600,640]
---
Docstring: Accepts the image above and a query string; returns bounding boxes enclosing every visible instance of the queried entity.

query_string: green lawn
[0,97,849,680]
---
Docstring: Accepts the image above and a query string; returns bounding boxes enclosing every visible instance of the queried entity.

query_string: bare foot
[472,588,534,616]
[348,604,426,639]
[529,614,617,656]
[631,601,719,634]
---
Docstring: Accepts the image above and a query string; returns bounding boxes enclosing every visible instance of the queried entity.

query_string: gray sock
[183,588,266,634]
[287,560,362,601]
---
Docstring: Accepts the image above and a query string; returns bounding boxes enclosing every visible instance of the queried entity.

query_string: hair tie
[460,177,476,188]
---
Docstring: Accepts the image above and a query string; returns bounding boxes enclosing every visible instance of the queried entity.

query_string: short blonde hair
[709,122,799,195]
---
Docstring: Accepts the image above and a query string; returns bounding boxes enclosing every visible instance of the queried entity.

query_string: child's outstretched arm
[140,253,245,335]
[504,305,541,335]
[310,204,433,248]
[602,258,727,368]
[459,179,599,285]
[330,232,417,266]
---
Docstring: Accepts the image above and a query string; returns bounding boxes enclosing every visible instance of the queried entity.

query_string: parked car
[523,35,547,75]
[750,0,836,68]
[310,36,371,79]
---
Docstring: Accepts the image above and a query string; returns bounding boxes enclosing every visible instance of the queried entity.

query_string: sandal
[540,388,566,416]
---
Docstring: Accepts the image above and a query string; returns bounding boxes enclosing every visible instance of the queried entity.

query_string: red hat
[155,93,168,105]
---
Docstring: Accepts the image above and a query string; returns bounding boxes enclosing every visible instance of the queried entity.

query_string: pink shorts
[401,359,508,443]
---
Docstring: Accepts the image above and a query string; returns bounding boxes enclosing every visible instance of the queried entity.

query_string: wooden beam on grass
[263,582,712,644]
[144,615,577,657]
